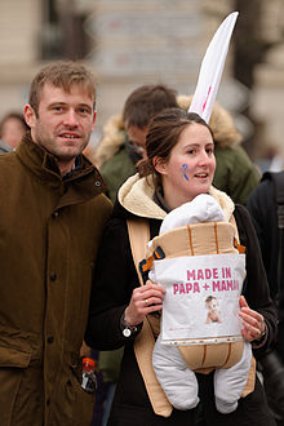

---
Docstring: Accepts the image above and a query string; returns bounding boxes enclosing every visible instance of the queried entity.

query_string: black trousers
[196,372,276,426]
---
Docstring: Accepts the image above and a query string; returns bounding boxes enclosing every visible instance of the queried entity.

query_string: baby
[151,194,252,414]
[205,295,222,324]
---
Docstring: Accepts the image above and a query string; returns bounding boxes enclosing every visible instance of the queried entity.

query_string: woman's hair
[138,108,213,187]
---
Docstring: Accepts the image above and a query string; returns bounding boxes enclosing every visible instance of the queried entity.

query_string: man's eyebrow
[47,102,92,110]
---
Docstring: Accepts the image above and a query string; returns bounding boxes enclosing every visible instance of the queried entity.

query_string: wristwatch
[120,314,138,338]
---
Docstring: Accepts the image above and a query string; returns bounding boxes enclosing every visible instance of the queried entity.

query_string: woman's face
[156,122,215,209]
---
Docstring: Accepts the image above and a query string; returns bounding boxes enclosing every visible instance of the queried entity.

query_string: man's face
[24,83,96,174]
[126,125,148,160]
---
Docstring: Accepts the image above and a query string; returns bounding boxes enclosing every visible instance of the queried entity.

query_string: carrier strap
[127,219,173,417]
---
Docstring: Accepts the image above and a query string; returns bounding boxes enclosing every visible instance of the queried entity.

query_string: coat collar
[16,133,106,207]
[118,173,235,221]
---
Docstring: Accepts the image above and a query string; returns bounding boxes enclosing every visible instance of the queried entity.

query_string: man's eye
[53,106,63,112]
[78,108,91,115]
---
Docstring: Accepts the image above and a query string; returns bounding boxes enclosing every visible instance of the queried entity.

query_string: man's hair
[29,61,96,115]
[122,84,178,129]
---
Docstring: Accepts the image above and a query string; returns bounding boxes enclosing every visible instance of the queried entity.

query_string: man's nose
[63,110,79,127]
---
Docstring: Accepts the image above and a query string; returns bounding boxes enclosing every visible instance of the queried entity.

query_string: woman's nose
[198,150,210,164]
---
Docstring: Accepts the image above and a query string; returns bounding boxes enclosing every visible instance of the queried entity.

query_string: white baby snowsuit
[151,194,252,414]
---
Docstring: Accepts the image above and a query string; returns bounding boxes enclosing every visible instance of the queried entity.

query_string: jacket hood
[94,114,125,168]
[177,95,242,148]
[118,173,235,222]
[94,96,242,168]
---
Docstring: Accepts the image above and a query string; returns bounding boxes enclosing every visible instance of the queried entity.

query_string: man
[94,84,179,202]
[0,61,112,425]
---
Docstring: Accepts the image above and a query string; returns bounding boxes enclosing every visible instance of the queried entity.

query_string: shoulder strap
[126,218,173,417]
[127,218,150,286]
[229,213,239,242]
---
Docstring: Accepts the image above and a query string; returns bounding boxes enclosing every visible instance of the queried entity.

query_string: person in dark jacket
[0,61,112,426]
[247,173,284,424]
[86,108,276,426]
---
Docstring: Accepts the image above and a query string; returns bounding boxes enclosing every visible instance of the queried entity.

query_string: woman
[86,109,277,426]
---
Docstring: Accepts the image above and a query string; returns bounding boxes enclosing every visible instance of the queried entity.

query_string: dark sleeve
[85,218,141,350]
[246,180,271,254]
[234,204,278,358]
[246,180,279,299]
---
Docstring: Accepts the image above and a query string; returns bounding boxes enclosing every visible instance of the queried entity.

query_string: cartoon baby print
[205,295,222,324]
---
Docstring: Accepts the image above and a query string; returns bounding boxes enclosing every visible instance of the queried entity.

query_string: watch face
[122,327,132,338]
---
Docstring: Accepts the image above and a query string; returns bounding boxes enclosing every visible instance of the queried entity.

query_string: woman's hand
[239,295,266,342]
[124,280,166,326]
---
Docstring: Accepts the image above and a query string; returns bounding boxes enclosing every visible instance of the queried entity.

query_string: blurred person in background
[95,84,179,202]
[247,172,284,425]
[0,111,28,153]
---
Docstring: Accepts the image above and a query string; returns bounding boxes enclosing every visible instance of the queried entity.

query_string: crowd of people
[0,59,283,426]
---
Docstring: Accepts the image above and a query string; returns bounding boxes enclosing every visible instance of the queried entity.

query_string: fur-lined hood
[94,96,242,168]
[118,173,235,222]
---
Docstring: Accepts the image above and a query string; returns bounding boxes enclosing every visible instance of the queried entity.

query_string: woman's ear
[153,156,168,176]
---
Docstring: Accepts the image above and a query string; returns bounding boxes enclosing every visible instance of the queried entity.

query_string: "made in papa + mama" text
[172,267,240,294]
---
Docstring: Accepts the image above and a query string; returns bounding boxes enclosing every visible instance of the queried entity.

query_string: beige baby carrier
[127,217,256,417]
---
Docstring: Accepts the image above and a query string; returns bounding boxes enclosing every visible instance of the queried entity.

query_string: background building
[0,0,283,167]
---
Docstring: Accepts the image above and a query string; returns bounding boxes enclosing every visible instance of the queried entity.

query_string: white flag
[188,12,239,123]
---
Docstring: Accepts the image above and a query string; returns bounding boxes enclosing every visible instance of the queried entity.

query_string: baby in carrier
[149,194,252,414]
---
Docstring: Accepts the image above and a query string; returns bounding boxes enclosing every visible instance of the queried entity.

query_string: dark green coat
[213,145,260,205]
[0,135,112,426]
[100,144,136,203]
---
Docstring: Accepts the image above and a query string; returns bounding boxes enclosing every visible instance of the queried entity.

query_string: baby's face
[208,299,218,313]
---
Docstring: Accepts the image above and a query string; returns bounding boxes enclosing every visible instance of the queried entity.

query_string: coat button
[47,336,54,344]
[49,272,57,282]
